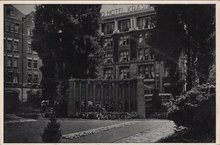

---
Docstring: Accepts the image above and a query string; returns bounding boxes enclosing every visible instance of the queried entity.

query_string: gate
[67,78,145,118]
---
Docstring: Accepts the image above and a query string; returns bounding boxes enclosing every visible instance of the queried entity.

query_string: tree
[32,5,102,100]
[42,113,62,143]
[149,5,215,93]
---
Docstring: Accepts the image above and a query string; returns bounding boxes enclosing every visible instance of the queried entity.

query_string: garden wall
[68,78,145,118]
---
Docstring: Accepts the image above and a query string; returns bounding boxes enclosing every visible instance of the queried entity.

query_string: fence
[68,78,145,118]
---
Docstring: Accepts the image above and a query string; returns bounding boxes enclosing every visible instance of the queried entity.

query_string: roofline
[101,7,155,21]
[8,4,25,16]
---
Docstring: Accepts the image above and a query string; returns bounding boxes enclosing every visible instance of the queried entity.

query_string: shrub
[73,111,139,120]
[17,104,40,119]
[167,84,215,138]
[152,89,162,111]
[4,90,20,114]
[41,114,62,143]
[27,90,41,108]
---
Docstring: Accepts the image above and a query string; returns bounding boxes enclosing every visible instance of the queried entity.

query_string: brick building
[4,5,42,102]
[100,5,172,94]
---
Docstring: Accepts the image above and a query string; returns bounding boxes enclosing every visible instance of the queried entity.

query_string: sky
[13,4,35,15]
[13,4,138,15]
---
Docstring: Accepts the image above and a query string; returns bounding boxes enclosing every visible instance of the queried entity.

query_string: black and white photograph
[2,2,216,143]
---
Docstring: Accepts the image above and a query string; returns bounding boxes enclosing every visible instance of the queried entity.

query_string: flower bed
[72,111,139,120]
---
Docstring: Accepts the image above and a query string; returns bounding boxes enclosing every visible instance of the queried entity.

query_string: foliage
[71,111,139,120]
[208,65,215,85]
[17,103,40,119]
[151,89,162,110]
[27,90,41,108]
[4,90,20,114]
[42,113,62,143]
[32,5,102,100]
[167,83,215,139]
[149,5,215,92]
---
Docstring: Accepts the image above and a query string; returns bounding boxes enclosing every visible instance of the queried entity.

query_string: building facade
[4,5,42,102]
[100,5,171,94]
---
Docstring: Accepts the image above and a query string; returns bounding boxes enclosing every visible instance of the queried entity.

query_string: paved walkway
[62,119,175,143]
[4,114,37,124]
[115,121,175,142]
[4,118,175,143]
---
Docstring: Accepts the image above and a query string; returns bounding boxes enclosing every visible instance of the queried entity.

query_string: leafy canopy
[32,5,102,99]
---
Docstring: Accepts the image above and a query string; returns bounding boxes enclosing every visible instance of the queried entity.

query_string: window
[10,24,14,33]
[15,24,19,33]
[33,60,38,69]
[164,67,170,77]
[6,71,13,83]
[119,50,129,62]
[138,33,149,48]
[28,59,32,68]
[104,38,113,48]
[14,41,18,51]
[104,69,113,79]
[27,28,32,36]
[7,56,12,67]
[139,66,145,78]
[4,38,6,50]
[150,52,154,60]
[138,48,151,61]
[13,57,18,68]
[137,16,155,29]
[139,65,155,79]
[138,34,144,47]
[144,48,149,60]
[138,49,144,61]
[105,53,113,64]
[5,22,10,32]
[119,36,129,46]
[13,73,19,84]
[119,20,130,32]
[27,74,32,83]
[103,23,114,34]
[150,65,155,78]
[6,9,14,16]
[27,43,32,53]
[7,40,12,50]
[119,67,129,79]
[33,74,38,83]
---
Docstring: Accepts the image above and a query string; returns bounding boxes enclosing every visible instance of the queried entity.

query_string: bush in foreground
[167,83,215,141]
[42,113,62,143]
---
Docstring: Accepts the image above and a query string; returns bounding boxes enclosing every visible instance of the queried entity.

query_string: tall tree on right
[149,5,215,93]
